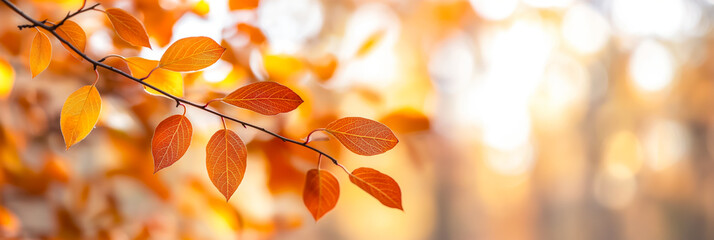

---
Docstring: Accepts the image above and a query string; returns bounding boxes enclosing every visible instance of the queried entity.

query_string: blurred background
[1,0,714,239]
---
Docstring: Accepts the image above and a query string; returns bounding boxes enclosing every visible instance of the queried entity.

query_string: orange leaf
[105,8,151,49]
[30,31,52,78]
[349,167,403,210]
[159,37,225,72]
[206,129,247,201]
[222,81,303,115]
[307,53,337,82]
[324,117,398,156]
[125,57,184,97]
[236,23,265,45]
[303,169,339,221]
[60,85,101,149]
[55,20,86,61]
[229,0,259,10]
[151,115,192,173]
[356,30,385,57]
[379,109,430,134]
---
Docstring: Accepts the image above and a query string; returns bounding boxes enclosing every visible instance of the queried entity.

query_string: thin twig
[0,0,342,166]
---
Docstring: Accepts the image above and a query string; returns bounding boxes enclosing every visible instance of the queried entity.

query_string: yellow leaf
[60,85,101,149]
[159,37,225,72]
[125,57,184,97]
[30,31,52,78]
[105,8,151,49]
[263,54,304,81]
[55,20,86,61]
[356,30,385,57]
[0,58,14,99]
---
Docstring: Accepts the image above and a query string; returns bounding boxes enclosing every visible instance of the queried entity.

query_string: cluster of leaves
[22,1,403,221]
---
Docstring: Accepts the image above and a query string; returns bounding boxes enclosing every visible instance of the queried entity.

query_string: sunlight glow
[611,0,690,38]
[333,3,400,89]
[594,163,636,209]
[561,3,610,55]
[258,0,324,53]
[0,58,14,99]
[642,119,690,171]
[629,40,676,92]
[469,0,518,21]
[485,142,535,175]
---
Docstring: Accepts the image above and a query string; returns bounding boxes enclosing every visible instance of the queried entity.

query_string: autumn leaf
[222,81,303,115]
[379,109,430,134]
[307,53,337,82]
[349,167,402,210]
[324,117,398,156]
[303,169,339,221]
[104,8,151,49]
[159,37,225,72]
[125,57,184,97]
[206,129,247,201]
[152,115,192,173]
[262,54,304,81]
[60,85,101,149]
[229,0,259,10]
[55,20,86,61]
[30,31,52,78]
[356,30,385,57]
[236,23,265,45]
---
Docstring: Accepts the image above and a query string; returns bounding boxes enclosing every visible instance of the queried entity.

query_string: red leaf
[222,81,303,115]
[324,117,398,156]
[349,167,403,210]
[206,129,247,201]
[303,169,339,221]
[151,115,192,173]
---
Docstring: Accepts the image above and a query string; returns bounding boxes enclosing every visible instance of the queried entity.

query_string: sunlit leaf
[356,30,385,57]
[222,81,303,115]
[229,0,259,10]
[30,31,52,78]
[105,8,151,48]
[152,115,192,173]
[125,57,184,97]
[159,37,225,72]
[206,129,247,201]
[303,169,339,221]
[0,58,14,99]
[55,20,86,61]
[60,85,101,149]
[324,117,398,156]
[349,167,403,210]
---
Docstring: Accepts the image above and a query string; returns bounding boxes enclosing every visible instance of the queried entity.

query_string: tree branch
[0,0,341,166]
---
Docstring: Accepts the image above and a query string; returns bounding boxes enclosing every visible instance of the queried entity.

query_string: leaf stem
[179,103,187,116]
[303,128,326,144]
[92,68,99,86]
[139,67,159,81]
[317,154,322,169]
[98,54,125,62]
[202,98,223,109]
[336,162,351,175]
